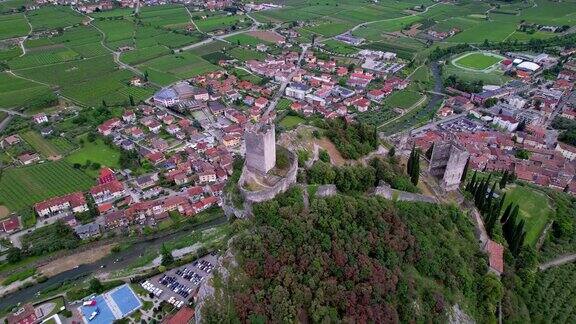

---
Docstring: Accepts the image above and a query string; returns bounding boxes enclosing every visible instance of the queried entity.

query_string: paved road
[348,2,444,33]
[0,108,27,117]
[264,44,309,116]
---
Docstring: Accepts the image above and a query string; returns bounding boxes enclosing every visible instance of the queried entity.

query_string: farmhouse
[33,113,48,124]
[18,153,40,165]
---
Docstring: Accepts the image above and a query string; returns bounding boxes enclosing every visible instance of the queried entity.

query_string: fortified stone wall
[239,148,298,205]
[374,183,438,203]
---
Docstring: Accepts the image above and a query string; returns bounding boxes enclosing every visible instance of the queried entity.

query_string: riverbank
[0,213,228,312]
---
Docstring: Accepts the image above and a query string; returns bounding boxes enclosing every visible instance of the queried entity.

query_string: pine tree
[129,95,135,106]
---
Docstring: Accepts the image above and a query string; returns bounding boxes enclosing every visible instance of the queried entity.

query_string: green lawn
[384,89,423,109]
[453,52,503,70]
[279,115,305,129]
[504,185,553,246]
[0,161,93,212]
[66,136,121,176]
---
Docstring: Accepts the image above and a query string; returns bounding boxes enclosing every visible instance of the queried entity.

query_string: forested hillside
[201,188,502,323]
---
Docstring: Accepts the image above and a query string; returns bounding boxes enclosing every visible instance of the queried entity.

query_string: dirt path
[38,243,115,277]
[314,138,346,166]
[539,254,576,271]
[0,206,9,218]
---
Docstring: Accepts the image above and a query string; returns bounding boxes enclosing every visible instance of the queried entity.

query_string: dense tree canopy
[324,118,378,160]
[202,188,494,323]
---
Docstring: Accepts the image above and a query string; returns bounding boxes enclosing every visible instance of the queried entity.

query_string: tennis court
[79,284,142,323]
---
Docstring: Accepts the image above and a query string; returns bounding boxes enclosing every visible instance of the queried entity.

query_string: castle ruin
[428,140,469,191]
[245,123,276,174]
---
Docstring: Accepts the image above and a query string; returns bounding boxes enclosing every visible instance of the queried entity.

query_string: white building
[492,115,519,132]
[556,143,576,161]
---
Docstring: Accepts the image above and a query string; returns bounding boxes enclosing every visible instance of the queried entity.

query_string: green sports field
[453,52,503,70]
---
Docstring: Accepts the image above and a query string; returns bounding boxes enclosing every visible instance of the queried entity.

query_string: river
[0,215,228,310]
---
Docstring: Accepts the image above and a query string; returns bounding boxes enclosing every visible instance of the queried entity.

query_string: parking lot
[140,253,218,308]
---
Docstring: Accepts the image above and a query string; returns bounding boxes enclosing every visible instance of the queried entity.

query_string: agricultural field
[276,98,292,111]
[189,40,229,56]
[250,0,417,24]
[193,13,249,33]
[384,88,424,109]
[229,47,266,61]
[139,5,191,30]
[20,131,63,158]
[302,22,353,38]
[120,45,171,65]
[322,39,358,55]
[225,33,267,46]
[0,72,54,109]
[356,107,398,127]
[27,6,83,31]
[0,13,29,40]
[0,160,93,212]
[138,51,220,86]
[231,67,263,84]
[453,52,503,71]
[503,185,553,247]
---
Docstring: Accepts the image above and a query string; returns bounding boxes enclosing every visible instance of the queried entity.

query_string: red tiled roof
[486,240,504,273]
[164,307,195,324]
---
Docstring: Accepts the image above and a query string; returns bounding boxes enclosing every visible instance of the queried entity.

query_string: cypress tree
[511,220,526,255]
[500,170,508,189]
[461,157,470,183]
[497,193,506,215]
[407,146,414,178]
[425,143,434,159]
[411,150,420,185]
[467,171,478,193]
[501,203,513,223]
[483,181,497,213]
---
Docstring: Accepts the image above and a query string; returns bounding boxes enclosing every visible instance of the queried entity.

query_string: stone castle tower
[245,122,276,174]
[428,140,469,191]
